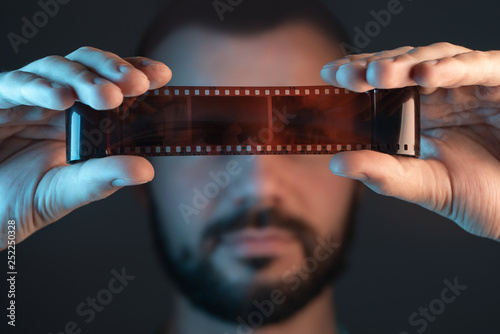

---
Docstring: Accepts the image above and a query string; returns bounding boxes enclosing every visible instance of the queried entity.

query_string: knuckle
[30,76,48,86]
[19,81,32,102]
[346,53,371,61]
[369,176,394,196]
[76,46,98,54]
[434,41,454,49]
[1,70,18,82]
[102,54,121,68]
[400,45,415,51]
[394,52,416,63]
[74,69,97,84]
[3,70,35,87]
[129,55,147,62]
[367,50,388,60]
[403,46,417,55]
[42,83,71,107]
[405,46,420,54]
[41,55,66,65]
[465,50,486,60]
[66,46,98,60]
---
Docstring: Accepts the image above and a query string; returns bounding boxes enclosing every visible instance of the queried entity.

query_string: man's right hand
[0,46,172,250]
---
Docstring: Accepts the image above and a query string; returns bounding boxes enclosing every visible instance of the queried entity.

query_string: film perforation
[66,85,420,163]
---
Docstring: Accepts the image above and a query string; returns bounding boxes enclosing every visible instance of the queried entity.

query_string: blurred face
[147,22,359,323]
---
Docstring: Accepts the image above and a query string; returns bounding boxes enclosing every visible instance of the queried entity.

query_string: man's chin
[191,275,329,327]
[149,205,354,326]
[173,255,337,327]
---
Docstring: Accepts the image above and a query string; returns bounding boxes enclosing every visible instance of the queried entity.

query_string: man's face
[146,22,359,323]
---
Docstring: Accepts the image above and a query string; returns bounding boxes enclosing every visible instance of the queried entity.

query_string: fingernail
[320,67,332,76]
[320,68,338,84]
[351,60,367,67]
[141,59,155,67]
[119,65,133,73]
[323,61,340,69]
[330,170,368,181]
[424,59,439,65]
[93,77,109,85]
[50,81,66,89]
[329,157,369,181]
[111,178,150,187]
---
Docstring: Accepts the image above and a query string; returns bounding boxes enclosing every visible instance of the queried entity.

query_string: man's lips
[218,227,297,258]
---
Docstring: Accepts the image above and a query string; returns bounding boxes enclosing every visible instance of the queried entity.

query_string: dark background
[1,0,500,333]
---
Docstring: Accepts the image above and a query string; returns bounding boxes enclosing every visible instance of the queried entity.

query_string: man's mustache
[201,206,317,253]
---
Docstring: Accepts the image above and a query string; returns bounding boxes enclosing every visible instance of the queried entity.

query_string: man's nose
[230,156,287,208]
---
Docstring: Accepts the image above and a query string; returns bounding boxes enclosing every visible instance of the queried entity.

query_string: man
[138,2,360,332]
[0,0,499,334]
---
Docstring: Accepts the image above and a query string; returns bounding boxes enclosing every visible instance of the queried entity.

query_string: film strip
[66,85,420,164]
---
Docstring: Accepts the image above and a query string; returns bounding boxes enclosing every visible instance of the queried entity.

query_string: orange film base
[65,85,420,164]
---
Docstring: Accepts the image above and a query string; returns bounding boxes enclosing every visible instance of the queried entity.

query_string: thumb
[328,150,449,212]
[42,156,154,218]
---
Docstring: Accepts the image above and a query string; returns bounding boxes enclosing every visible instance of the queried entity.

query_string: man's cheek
[159,211,204,256]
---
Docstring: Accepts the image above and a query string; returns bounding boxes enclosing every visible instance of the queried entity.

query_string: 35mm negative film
[66,85,420,164]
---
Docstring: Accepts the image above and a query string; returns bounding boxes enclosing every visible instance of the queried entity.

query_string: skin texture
[0,23,357,334]
[147,22,355,283]
[0,47,172,249]
[0,22,498,334]
[321,42,500,240]
[146,23,355,334]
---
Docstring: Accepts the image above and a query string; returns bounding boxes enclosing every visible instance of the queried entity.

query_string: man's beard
[148,192,358,327]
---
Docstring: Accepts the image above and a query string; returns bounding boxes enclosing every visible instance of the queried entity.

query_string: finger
[363,43,470,90]
[413,50,500,88]
[124,56,172,89]
[321,57,372,88]
[13,125,65,141]
[37,155,155,220]
[420,86,499,114]
[0,136,32,162]
[322,42,471,91]
[419,86,440,95]
[328,148,450,212]
[321,46,414,87]
[0,71,75,110]
[0,125,25,143]
[328,60,373,92]
[335,46,417,92]
[418,86,500,129]
[358,46,416,62]
[421,86,478,109]
[474,85,500,103]
[66,47,170,95]
[20,55,123,110]
[421,108,495,129]
[0,105,60,127]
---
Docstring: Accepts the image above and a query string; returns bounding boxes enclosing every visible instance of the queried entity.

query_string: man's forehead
[149,22,342,86]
